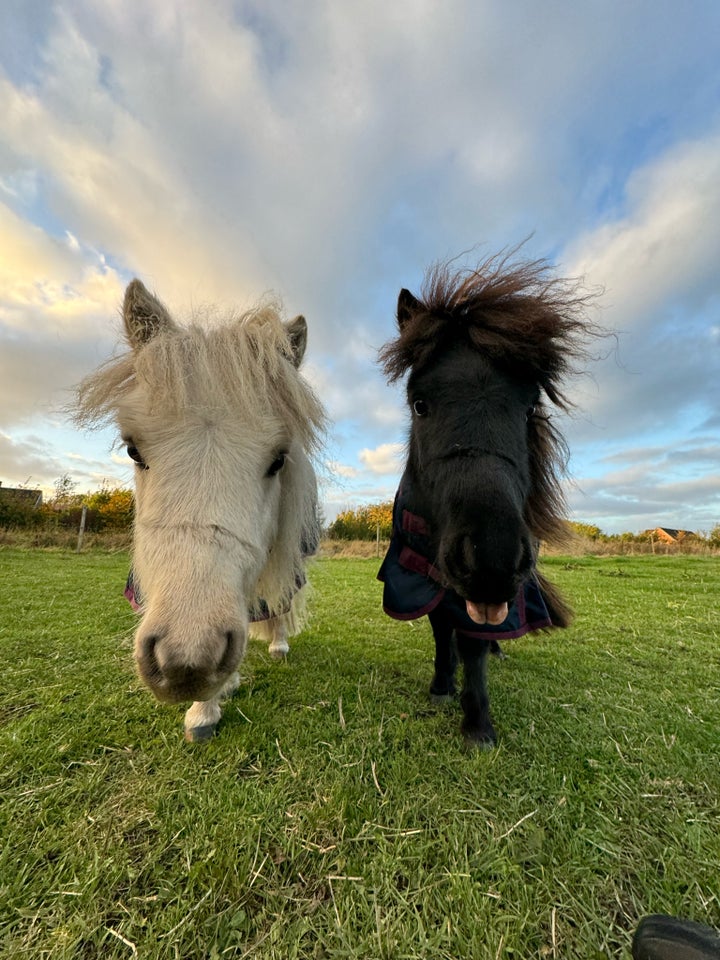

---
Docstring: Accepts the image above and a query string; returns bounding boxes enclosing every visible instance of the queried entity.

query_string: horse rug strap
[377,483,555,640]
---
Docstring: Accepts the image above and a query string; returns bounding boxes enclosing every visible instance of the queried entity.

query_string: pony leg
[455,636,496,747]
[267,618,289,659]
[428,607,458,701]
[249,616,290,659]
[249,589,307,660]
[184,671,240,742]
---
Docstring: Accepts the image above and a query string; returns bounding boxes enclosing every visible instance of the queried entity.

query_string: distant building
[0,482,43,508]
[647,527,697,544]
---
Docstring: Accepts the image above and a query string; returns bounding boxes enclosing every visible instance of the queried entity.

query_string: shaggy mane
[380,250,600,411]
[380,250,604,551]
[75,300,325,454]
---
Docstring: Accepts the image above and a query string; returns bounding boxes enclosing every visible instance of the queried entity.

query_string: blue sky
[0,0,719,533]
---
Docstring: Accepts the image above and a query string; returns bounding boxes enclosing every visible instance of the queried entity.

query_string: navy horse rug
[378,484,555,640]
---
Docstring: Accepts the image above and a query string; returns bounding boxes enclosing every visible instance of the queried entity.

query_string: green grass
[1,550,719,959]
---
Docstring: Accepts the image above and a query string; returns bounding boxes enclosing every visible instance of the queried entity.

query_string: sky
[0,0,719,534]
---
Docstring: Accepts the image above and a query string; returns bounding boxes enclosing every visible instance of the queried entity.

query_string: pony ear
[285,315,308,367]
[397,288,420,330]
[123,279,174,348]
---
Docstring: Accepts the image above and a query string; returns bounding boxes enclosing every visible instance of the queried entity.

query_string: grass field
[1,549,718,959]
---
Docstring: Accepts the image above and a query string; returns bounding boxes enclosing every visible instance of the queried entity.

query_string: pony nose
[136,627,242,703]
[442,530,533,603]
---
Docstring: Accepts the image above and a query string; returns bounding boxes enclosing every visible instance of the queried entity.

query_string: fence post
[76,504,88,553]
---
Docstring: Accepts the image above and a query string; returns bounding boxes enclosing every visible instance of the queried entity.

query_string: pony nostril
[140,633,158,658]
[444,536,475,580]
[460,536,476,568]
[137,633,163,684]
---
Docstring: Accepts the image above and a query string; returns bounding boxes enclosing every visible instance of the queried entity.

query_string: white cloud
[559,132,720,459]
[326,461,359,480]
[359,442,404,476]
[0,201,122,331]
[0,427,127,494]
[568,135,720,323]
[0,195,128,433]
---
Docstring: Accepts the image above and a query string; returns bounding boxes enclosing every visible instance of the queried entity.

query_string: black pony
[378,250,598,747]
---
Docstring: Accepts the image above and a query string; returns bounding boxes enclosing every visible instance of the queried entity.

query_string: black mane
[381,250,599,407]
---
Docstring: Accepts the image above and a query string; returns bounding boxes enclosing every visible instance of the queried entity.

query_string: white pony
[76,280,325,741]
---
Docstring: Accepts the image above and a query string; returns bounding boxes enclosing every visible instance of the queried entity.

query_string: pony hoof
[462,726,497,750]
[464,735,497,751]
[430,678,457,702]
[185,724,217,743]
[430,692,456,705]
[268,647,288,661]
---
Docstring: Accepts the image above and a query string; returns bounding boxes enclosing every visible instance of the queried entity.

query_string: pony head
[381,251,599,623]
[76,280,324,704]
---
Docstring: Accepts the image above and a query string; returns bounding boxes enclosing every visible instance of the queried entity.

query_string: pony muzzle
[135,623,245,704]
[439,528,534,605]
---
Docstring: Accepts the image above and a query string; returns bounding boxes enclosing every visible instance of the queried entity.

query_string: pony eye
[267,452,287,477]
[126,443,148,470]
[413,399,429,417]
[526,405,536,421]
